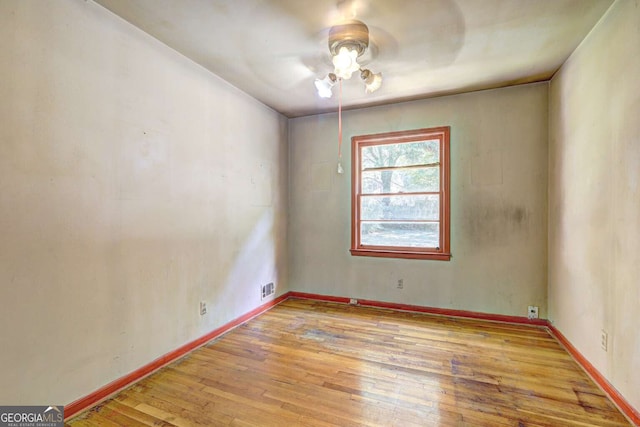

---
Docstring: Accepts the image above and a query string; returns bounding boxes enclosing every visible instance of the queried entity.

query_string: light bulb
[332,46,360,80]
[314,73,337,98]
[314,78,333,98]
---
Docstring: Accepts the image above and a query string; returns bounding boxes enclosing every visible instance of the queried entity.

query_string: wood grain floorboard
[67,299,632,426]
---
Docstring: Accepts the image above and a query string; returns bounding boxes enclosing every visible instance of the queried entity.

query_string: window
[350,127,451,260]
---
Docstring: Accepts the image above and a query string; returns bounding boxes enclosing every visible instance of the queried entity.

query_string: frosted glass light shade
[314,73,337,98]
[361,69,382,93]
[332,47,360,80]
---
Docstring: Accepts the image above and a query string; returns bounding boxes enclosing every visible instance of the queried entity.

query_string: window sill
[350,248,452,261]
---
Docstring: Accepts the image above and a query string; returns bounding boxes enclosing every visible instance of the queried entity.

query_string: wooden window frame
[350,126,451,261]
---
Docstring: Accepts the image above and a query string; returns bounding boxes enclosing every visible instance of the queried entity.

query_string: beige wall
[289,84,548,317]
[549,0,640,411]
[0,1,288,405]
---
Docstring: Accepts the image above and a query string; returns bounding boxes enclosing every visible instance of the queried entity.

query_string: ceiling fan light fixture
[332,46,360,79]
[360,69,382,93]
[314,73,337,98]
[319,17,383,175]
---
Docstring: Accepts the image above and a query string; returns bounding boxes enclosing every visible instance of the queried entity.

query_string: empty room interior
[1,0,639,425]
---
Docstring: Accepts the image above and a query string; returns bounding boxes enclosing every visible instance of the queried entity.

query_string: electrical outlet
[601,330,608,351]
[199,301,207,316]
[527,305,539,319]
[397,279,404,289]
[349,298,358,305]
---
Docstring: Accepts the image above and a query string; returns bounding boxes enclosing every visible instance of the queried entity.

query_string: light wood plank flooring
[67,298,632,426]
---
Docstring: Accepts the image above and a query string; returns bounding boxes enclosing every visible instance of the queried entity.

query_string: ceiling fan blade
[246,54,329,92]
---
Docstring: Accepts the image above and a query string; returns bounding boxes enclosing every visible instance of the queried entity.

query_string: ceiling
[94,0,613,118]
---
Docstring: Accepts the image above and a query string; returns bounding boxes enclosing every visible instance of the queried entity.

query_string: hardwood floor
[67,298,632,426]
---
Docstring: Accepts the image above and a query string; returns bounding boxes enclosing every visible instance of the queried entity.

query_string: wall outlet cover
[199,301,207,316]
[601,330,608,351]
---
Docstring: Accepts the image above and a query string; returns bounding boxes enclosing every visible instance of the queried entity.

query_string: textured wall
[0,1,288,405]
[549,0,640,411]
[289,83,548,317]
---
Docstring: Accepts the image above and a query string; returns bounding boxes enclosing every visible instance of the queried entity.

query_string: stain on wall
[465,198,531,246]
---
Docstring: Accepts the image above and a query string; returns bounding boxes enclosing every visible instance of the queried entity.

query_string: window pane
[362,166,440,194]
[361,140,439,169]
[361,195,440,221]
[361,222,440,248]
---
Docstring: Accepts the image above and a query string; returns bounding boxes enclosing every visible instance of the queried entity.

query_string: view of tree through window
[351,127,451,260]
[361,140,440,247]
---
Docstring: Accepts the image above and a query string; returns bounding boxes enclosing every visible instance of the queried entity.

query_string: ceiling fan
[314,7,383,98]
[309,11,385,176]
